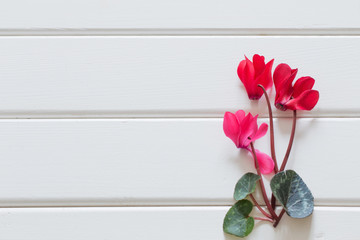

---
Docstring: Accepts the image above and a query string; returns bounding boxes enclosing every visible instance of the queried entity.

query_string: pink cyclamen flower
[223,110,274,174]
[273,63,319,111]
[237,54,274,100]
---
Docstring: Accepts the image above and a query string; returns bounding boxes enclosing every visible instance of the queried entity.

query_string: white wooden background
[0,0,359,239]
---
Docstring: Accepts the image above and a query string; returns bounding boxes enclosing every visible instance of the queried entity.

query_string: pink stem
[280,110,297,171]
[249,142,278,221]
[273,209,286,227]
[250,194,272,219]
[258,84,278,173]
[253,217,274,223]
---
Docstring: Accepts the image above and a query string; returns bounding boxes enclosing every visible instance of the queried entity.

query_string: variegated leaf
[270,170,314,218]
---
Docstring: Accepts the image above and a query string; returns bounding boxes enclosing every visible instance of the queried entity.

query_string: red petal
[285,90,320,111]
[273,63,292,91]
[288,69,298,84]
[255,150,274,174]
[252,123,268,141]
[292,76,315,98]
[256,59,274,91]
[252,54,265,79]
[237,60,247,82]
[235,110,246,124]
[223,112,240,147]
[275,68,298,105]
[238,113,257,148]
[237,58,256,98]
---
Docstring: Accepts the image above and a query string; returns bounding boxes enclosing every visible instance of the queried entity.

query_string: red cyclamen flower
[273,63,319,111]
[223,110,274,174]
[237,54,274,100]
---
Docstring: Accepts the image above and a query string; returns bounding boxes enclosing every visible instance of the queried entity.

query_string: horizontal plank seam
[0,116,357,120]
[0,205,358,209]
[0,28,360,36]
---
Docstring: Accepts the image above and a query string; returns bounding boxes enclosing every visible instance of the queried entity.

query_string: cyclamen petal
[256,59,274,91]
[292,77,315,98]
[273,63,292,90]
[244,56,256,79]
[237,114,256,147]
[286,90,320,111]
[237,60,247,81]
[235,110,246,123]
[252,54,266,79]
[255,150,275,174]
[273,62,319,111]
[252,123,268,141]
[223,110,267,149]
[275,68,298,106]
[223,112,240,147]
[237,54,274,100]
[237,60,255,98]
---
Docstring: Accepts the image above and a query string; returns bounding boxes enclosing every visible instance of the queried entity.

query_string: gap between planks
[0,28,360,36]
[0,116,358,120]
[0,205,357,209]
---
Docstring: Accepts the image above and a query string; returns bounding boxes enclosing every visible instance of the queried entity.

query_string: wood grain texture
[0,1,357,237]
[0,37,359,118]
[0,206,357,239]
[0,0,359,31]
[0,118,358,206]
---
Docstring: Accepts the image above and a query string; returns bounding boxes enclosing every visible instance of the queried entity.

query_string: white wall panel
[0,37,358,118]
[0,207,357,240]
[0,118,357,206]
[0,0,357,237]
[0,0,359,31]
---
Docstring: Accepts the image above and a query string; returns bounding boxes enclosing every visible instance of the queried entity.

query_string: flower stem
[280,110,297,171]
[258,84,279,210]
[257,84,278,173]
[253,217,274,223]
[249,142,278,221]
[271,194,276,210]
[273,209,286,227]
[250,194,272,219]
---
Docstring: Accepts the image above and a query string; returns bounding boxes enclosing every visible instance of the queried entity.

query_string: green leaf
[223,200,254,238]
[270,170,314,218]
[234,172,261,200]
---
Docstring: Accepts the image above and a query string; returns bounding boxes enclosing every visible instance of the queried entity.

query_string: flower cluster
[237,54,319,110]
[222,54,318,238]
[224,54,319,175]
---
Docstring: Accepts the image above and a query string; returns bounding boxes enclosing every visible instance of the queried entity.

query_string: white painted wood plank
[0,0,359,31]
[0,207,357,239]
[0,118,358,206]
[0,37,359,118]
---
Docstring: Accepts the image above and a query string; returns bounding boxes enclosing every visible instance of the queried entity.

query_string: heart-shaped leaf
[223,199,254,238]
[234,172,260,200]
[270,170,314,218]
